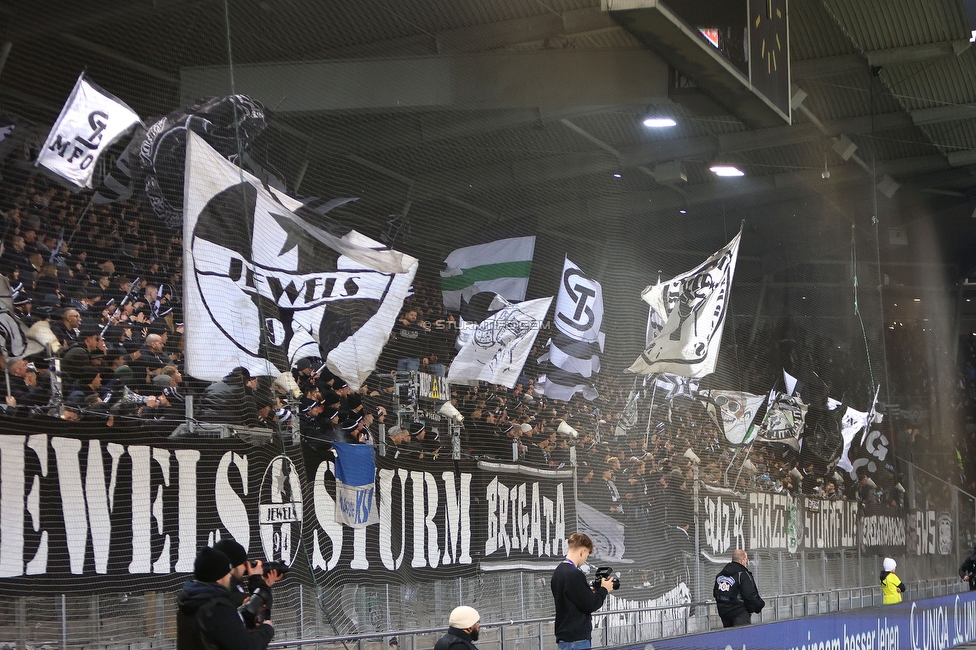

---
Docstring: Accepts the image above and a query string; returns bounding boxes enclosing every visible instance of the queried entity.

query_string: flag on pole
[183,131,417,388]
[537,257,605,401]
[755,390,808,450]
[36,74,141,189]
[835,404,869,472]
[449,295,552,388]
[700,389,765,445]
[629,229,742,378]
[440,236,536,311]
[332,442,379,528]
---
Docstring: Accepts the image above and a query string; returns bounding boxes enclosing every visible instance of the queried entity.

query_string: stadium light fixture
[643,117,677,128]
[710,165,744,177]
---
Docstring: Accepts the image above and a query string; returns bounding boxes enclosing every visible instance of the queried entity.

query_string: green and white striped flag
[440,236,536,311]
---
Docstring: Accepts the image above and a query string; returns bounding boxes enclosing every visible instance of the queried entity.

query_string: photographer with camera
[213,539,285,629]
[176,547,274,650]
[550,533,616,650]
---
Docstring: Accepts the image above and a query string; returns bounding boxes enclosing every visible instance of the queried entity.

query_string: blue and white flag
[333,442,379,528]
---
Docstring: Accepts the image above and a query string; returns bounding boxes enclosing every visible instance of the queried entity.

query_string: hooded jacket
[176,579,274,650]
[880,570,905,604]
[713,561,765,621]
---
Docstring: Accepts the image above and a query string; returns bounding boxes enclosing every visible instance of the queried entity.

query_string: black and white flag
[36,74,141,189]
[183,131,417,388]
[755,390,808,450]
[629,229,741,378]
[449,295,552,388]
[537,257,605,401]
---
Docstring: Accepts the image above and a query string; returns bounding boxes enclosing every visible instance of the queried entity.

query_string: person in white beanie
[880,558,905,604]
[434,605,481,650]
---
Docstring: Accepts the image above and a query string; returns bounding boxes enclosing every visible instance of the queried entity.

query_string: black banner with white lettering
[302,455,576,582]
[0,422,577,593]
[0,421,290,594]
[699,486,861,558]
[861,503,907,555]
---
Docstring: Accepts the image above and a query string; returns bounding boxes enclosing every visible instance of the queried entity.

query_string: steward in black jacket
[713,549,765,628]
[176,547,274,650]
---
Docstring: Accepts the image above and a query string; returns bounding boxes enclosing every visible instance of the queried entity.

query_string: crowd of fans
[0,148,960,529]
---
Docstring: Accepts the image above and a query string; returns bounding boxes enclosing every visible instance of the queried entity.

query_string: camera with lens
[250,559,290,576]
[590,566,620,591]
[238,585,273,624]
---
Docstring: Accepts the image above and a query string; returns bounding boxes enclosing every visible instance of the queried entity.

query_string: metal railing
[267,578,968,650]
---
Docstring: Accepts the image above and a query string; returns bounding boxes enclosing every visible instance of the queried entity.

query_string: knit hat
[449,606,480,629]
[883,557,896,572]
[194,547,232,582]
[213,539,248,568]
[153,373,172,388]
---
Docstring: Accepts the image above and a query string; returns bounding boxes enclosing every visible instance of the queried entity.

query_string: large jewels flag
[756,390,808,449]
[449,295,552,388]
[332,442,379,528]
[700,389,765,445]
[36,74,141,189]
[183,131,417,387]
[629,229,742,378]
[440,236,536,311]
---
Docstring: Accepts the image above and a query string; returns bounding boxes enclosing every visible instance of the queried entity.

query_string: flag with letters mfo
[36,74,141,188]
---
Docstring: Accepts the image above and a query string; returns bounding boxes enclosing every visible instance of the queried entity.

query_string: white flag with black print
[700,389,765,445]
[835,403,869,472]
[629,228,741,378]
[449,295,552,389]
[183,131,418,388]
[36,74,141,189]
[554,256,605,345]
[537,257,605,401]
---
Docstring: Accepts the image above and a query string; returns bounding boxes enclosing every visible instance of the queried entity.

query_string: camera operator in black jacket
[176,547,274,650]
[713,549,765,627]
[550,533,616,650]
[213,539,283,629]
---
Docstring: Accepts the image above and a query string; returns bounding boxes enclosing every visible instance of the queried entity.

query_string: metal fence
[0,571,966,649]
[261,578,967,650]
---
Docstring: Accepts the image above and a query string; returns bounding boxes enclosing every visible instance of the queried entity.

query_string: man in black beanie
[176,546,274,650]
[213,539,282,628]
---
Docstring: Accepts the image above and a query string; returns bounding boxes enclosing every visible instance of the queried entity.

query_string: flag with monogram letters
[36,74,141,188]
[536,257,605,401]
